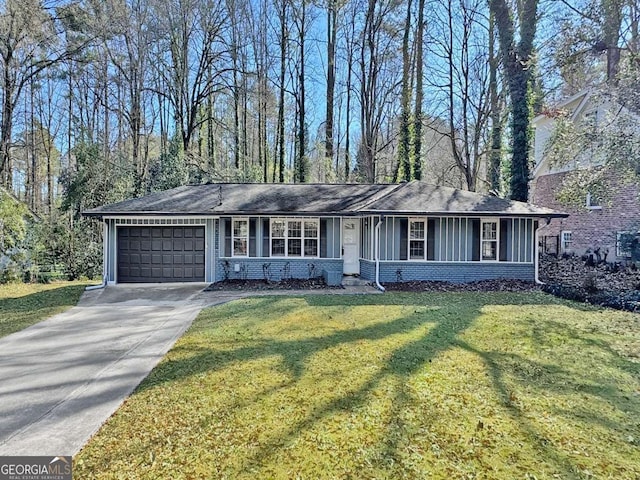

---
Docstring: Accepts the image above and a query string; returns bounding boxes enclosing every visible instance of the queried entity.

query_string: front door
[342,219,360,275]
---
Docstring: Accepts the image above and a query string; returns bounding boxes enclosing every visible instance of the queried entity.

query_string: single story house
[83,181,566,287]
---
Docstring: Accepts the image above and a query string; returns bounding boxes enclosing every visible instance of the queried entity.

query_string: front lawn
[0,281,89,338]
[75,292,640,479]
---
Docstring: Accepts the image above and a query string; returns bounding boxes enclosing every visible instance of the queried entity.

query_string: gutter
[534,217,552,285]
[374,216,385,292]
[86,221,108,291]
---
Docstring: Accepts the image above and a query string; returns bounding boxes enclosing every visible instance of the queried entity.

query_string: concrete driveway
[0,284,213,456]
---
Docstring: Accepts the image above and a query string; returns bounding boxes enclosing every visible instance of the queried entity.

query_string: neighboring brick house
[530,90,640,261]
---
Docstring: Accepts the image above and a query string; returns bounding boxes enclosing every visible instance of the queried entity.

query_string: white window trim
[561,230,573,253]
[408,218,426,260]
[586,192,602,210]
[231,218,249,257]
[270,218,320,258]
[480,219,499,262]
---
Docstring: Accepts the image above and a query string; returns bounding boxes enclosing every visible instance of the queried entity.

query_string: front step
[341,275,371,287]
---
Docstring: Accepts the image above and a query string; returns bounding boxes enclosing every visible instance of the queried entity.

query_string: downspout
[374,216,386,292]
[534,217,552,285]
[86,220,108,291]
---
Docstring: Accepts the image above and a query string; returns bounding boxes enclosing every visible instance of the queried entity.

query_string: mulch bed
[382,279,539,292]
[540,255,640,313]
[204,277,343,291]
[204,257,640,313]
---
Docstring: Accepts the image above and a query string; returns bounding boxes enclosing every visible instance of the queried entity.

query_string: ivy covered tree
[489,0,539,201]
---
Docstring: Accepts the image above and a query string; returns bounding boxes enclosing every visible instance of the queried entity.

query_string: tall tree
[488,9,502,192]
[412,0,425,180]
[0,0,87,188]
[490,0,539,201]
[397,0,413,182]
[325,0,338,177]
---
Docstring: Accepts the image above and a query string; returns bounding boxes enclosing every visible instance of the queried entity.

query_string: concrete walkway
[0,283,379,456]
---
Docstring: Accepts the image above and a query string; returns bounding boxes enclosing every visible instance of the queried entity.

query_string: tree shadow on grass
[135,293,629,478]
[0,285,86,337]
[457,331,640,476]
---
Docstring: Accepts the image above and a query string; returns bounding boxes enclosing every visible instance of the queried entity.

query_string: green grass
[75,292,640,479]
[0,281,90,338]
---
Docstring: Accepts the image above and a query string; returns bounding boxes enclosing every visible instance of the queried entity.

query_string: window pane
[409,240,424,259]
[234,239,247,256]
[482,222,497,240]
[272,238,285,256]
[410,221,425,240]
[288,221,302,238]
[304,239,318,256]
[288,238,302,256]
[271,220,285,237]
[304,221,318,238]
[233,220,248,237]
[482,241,497,260]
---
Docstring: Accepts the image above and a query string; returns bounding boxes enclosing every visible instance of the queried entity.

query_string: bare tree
[0,0,88,188]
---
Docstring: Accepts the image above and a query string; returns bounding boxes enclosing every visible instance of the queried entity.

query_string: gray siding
[360,260,534,283]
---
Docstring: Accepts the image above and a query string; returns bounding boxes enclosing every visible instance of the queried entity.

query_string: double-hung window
[481,220,498,261]
[304,221,319,256]
[232,219,249,256]
[409,219,426,259]
[271,219,319,257]
[561,230,572,253]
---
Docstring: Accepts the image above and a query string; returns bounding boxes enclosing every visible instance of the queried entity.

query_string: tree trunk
[490,0,539,202]
[325,1,336,176]
[277,0,287,183]
[413,0,425,180]
[488,10,502,193]
[398,0,412,183]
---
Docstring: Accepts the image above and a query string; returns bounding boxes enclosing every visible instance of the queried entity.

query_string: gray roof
[83,181,566,218]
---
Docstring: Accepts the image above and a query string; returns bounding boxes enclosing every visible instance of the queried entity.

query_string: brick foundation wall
[532,172,640,260]
[360,260,534,283]
[216,257,344,282]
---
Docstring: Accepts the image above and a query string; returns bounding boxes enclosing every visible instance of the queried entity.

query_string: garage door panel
[117,226,205,283]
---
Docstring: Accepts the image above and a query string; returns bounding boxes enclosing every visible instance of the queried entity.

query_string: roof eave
[359,210,569,218]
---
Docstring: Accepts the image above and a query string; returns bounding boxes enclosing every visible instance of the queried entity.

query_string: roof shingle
[82,181,566,218]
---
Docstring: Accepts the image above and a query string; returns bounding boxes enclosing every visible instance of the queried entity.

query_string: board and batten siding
[361,216,537,264]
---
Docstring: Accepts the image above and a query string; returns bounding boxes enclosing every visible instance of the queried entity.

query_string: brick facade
[531,171,640,260]
[360,260,534,283]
